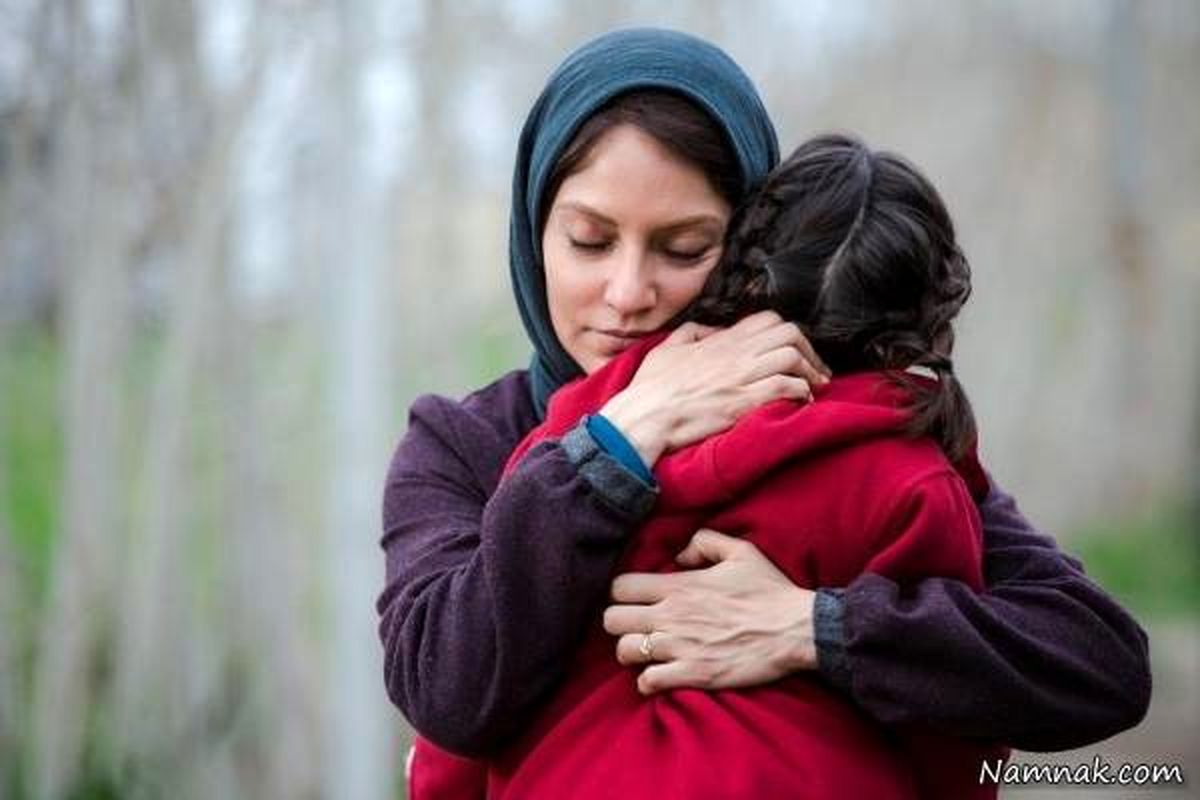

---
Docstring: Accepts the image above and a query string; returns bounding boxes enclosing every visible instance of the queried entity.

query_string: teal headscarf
[509,27,780,416]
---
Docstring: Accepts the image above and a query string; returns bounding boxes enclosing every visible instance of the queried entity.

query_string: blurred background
[1,1,1197,798]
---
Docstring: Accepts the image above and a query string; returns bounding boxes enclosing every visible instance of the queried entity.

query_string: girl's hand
[598,311,829,466]
[602,529,818,695]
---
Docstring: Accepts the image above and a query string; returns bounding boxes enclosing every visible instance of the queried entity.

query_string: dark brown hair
[690,133,977,462]
[539,90,743,229]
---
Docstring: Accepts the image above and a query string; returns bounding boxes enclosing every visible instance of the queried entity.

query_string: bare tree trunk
[29,4,132,797]
[108,6,263,791]
[401,0,475,392]
[214,242,323,798]
[1105,0,1154,507]
[321,3,395,798]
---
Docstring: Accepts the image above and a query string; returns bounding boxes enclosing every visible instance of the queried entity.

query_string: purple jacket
[377,370,1150,757]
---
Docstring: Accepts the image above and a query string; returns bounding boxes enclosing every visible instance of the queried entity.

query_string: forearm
[379,422,654,756]
[826,482,1151,751]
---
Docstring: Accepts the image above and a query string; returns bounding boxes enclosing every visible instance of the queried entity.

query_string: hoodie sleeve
[377,392,653,756]
[829,477,1151,751]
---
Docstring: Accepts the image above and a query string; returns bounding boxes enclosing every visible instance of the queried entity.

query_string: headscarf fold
[509,27,780,416]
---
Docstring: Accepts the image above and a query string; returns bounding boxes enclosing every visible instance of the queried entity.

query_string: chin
[579,355,606,375]
[573,348,609,375]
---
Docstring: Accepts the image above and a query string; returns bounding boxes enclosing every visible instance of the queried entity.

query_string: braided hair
[687,133,977,462]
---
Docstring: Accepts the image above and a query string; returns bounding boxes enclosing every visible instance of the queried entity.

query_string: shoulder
[877,439,972,504]
[845,436,977,531]
[811,422,955,491]
[409,369,536,443]
[393,370,538,489]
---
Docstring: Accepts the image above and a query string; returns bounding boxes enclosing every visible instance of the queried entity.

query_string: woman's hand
[598,311,829,467]
[602,529,818,695]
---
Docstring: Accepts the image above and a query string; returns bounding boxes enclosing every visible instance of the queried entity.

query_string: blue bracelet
[585,414,657,487]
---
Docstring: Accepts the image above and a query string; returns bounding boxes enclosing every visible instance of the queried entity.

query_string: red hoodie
[412,333,1003,799]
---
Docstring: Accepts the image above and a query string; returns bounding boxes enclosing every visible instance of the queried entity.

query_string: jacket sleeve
[823,476,1151,751]
[377,393,654,757]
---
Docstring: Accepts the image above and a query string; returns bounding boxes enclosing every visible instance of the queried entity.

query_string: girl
[478,133,997,799]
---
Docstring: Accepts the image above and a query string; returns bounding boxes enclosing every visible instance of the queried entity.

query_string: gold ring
[638,632,656,660]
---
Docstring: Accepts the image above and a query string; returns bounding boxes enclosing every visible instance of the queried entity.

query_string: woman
[480,133,1008,799]
[378,27,1150,796]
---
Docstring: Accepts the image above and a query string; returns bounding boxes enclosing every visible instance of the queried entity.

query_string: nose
[603,247,656,317]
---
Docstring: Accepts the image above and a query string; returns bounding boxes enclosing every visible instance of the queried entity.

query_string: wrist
[812,588,850,690]
[585,414,656,487]
[560,422,658,520]
[781,586,820,672]
[599,389,671,467]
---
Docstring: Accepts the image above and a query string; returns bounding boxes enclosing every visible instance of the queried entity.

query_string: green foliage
[64,775,123,800]
[466,309,527,386]
[0,328,62,605]
[1069,502,1200,619]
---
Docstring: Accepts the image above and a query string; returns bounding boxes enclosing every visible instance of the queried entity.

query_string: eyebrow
[556,201,725,233]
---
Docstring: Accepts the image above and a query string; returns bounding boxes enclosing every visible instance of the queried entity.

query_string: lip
[590,328,652,355]
[594,328,652,340]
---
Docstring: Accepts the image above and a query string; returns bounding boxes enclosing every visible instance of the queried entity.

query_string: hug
[378,27,1151,800]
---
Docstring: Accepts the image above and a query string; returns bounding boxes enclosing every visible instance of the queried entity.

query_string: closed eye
[663,247,710,263]
[570,238,611,252]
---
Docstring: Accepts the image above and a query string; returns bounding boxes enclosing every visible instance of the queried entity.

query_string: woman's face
[541,124,732,374]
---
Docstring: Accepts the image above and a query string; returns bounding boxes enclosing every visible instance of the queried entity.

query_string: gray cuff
[814,587,851,692]
[561,421,658,520]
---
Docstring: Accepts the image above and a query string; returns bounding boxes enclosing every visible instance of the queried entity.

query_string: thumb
[675,529,744,568]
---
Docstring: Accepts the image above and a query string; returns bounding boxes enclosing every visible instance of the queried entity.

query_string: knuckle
[695,663,717,687]
[653,634,671,660]
[782,376,808,397]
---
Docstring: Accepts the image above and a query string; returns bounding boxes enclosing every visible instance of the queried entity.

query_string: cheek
[656,259,720,318]
[543,241,596,330]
